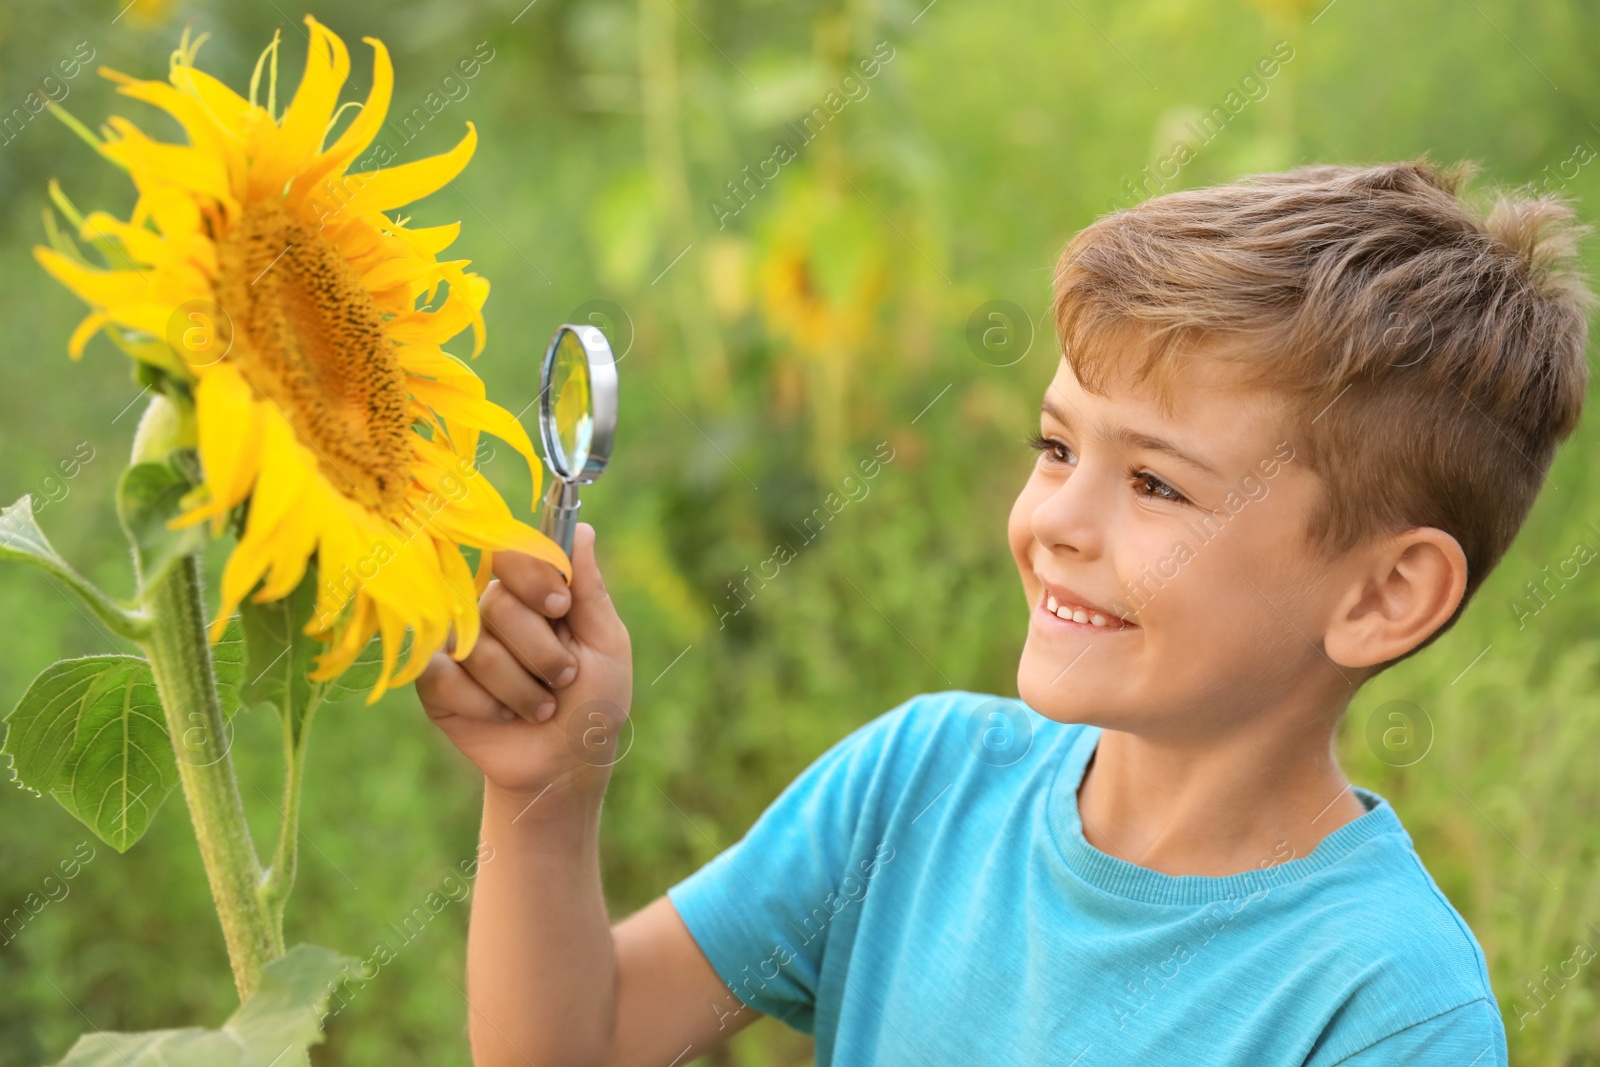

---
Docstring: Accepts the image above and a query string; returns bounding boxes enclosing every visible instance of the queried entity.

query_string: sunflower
[755,178,887,465]
[34,17,570,705]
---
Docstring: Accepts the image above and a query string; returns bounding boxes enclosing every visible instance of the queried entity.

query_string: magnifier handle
[539,479,581,563]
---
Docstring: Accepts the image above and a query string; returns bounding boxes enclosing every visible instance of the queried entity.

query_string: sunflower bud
[130,391,198,466]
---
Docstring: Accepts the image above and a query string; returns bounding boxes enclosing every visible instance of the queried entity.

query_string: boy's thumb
[565,522,624,648]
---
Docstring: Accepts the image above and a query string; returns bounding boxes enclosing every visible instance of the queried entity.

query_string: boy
[417,159,1590,1065]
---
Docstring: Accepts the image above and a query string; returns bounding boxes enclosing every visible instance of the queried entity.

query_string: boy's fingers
[564,522,628,651]
[417,651,518,725]
[480,582,579,688]
[490,547,572,618]
[456,631,559,722]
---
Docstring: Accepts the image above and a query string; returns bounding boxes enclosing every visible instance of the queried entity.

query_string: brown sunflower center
[214,200,412,517]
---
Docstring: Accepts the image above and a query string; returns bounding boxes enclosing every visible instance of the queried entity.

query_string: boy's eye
[1027,430,1190,506]
[1026,431,1076,467]
[1132,470,1188,505]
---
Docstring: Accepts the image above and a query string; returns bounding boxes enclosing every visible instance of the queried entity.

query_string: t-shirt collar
[1042,723,1409,906]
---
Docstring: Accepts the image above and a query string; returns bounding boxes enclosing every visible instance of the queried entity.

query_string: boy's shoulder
[1274,792,1502,1041]
[1272,812,1504,1062]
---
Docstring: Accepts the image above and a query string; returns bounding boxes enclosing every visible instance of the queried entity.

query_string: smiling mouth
[1034,587,1139,632]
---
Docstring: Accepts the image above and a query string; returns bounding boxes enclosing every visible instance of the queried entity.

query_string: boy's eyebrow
[1041,396,1224,479]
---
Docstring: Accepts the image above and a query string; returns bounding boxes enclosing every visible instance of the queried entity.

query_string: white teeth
[1043,586,1125,627]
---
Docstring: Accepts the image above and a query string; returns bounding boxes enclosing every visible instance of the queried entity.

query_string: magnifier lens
[550,330,594,476]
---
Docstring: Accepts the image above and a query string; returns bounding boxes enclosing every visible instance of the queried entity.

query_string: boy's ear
[1324,528,1468,670]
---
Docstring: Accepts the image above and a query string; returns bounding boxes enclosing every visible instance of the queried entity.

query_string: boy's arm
[419,523,756,1066]
[470,783,759,1067]
[610,896,761,1063]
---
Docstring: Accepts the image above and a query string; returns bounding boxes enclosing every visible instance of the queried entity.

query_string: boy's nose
[1031,473,1108,559]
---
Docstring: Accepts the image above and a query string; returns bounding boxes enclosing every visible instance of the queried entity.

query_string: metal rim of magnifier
[539,323,617,484]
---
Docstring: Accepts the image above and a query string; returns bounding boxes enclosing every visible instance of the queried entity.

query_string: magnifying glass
[537,324,617,563]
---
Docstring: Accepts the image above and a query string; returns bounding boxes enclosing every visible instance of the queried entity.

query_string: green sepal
[116,454,205,593]
[44,943,352,1066]
[1,655,177,852]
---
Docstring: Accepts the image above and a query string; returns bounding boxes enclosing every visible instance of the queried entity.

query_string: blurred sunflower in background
[756,177,887,472]
[34,16,568,704]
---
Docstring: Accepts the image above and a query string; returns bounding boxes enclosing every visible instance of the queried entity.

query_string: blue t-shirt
[666,690,1507,1065]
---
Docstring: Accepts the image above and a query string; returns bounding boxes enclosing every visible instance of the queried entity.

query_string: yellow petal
[80,211,167,267]
[291,35,393,203]
[338,122,476,215]
[415,462,571,582]
[209,425,305,643]
[259,500,321,603]
[134,186,203,242]
[67,312,108,360]
[473,540,494,597]
[386,266,488,355]
[100,117,235,211]
[306,497,372,633]
[309,591,376,676]
[409,414,480,484]
[106,72,245,191]
[367,601,407,704]
[388,610,446,690]
[384,221,460,257]
[200,367,263,527]
[232,414,317,601]
[434,537,482,661]
[400,344,485,397]
[169,362,262,534]
[33,246,155,308]
[171,65,258,134]
[440,262,489,358]
[408,377,541,502]
[252,16,349,199]
[360,255,440,293]
[323,217,385,265]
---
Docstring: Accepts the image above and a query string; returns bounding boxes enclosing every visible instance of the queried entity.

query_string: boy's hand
[417,521,632,807]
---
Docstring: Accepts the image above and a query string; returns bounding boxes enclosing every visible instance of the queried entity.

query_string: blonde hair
[1053,158,1593,665]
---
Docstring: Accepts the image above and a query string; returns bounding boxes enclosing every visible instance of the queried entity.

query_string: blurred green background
[2,0,1599,1062]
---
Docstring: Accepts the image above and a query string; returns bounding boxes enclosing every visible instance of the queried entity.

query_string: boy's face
[1009,350,1348,736]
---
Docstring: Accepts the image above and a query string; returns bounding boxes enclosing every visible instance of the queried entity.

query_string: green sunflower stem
[260,698,319,930]
[140,551,282,1001]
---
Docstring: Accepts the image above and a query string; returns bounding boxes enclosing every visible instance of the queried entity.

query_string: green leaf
[0,495,148,641]
[0,494,66,566]
[239,570,321,741]
[116,456,204,591]
[239,568,398,736]
[1,656,176,852]
[325,628,404,706]
[45,943,351,1067]
[212,614,248,720]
